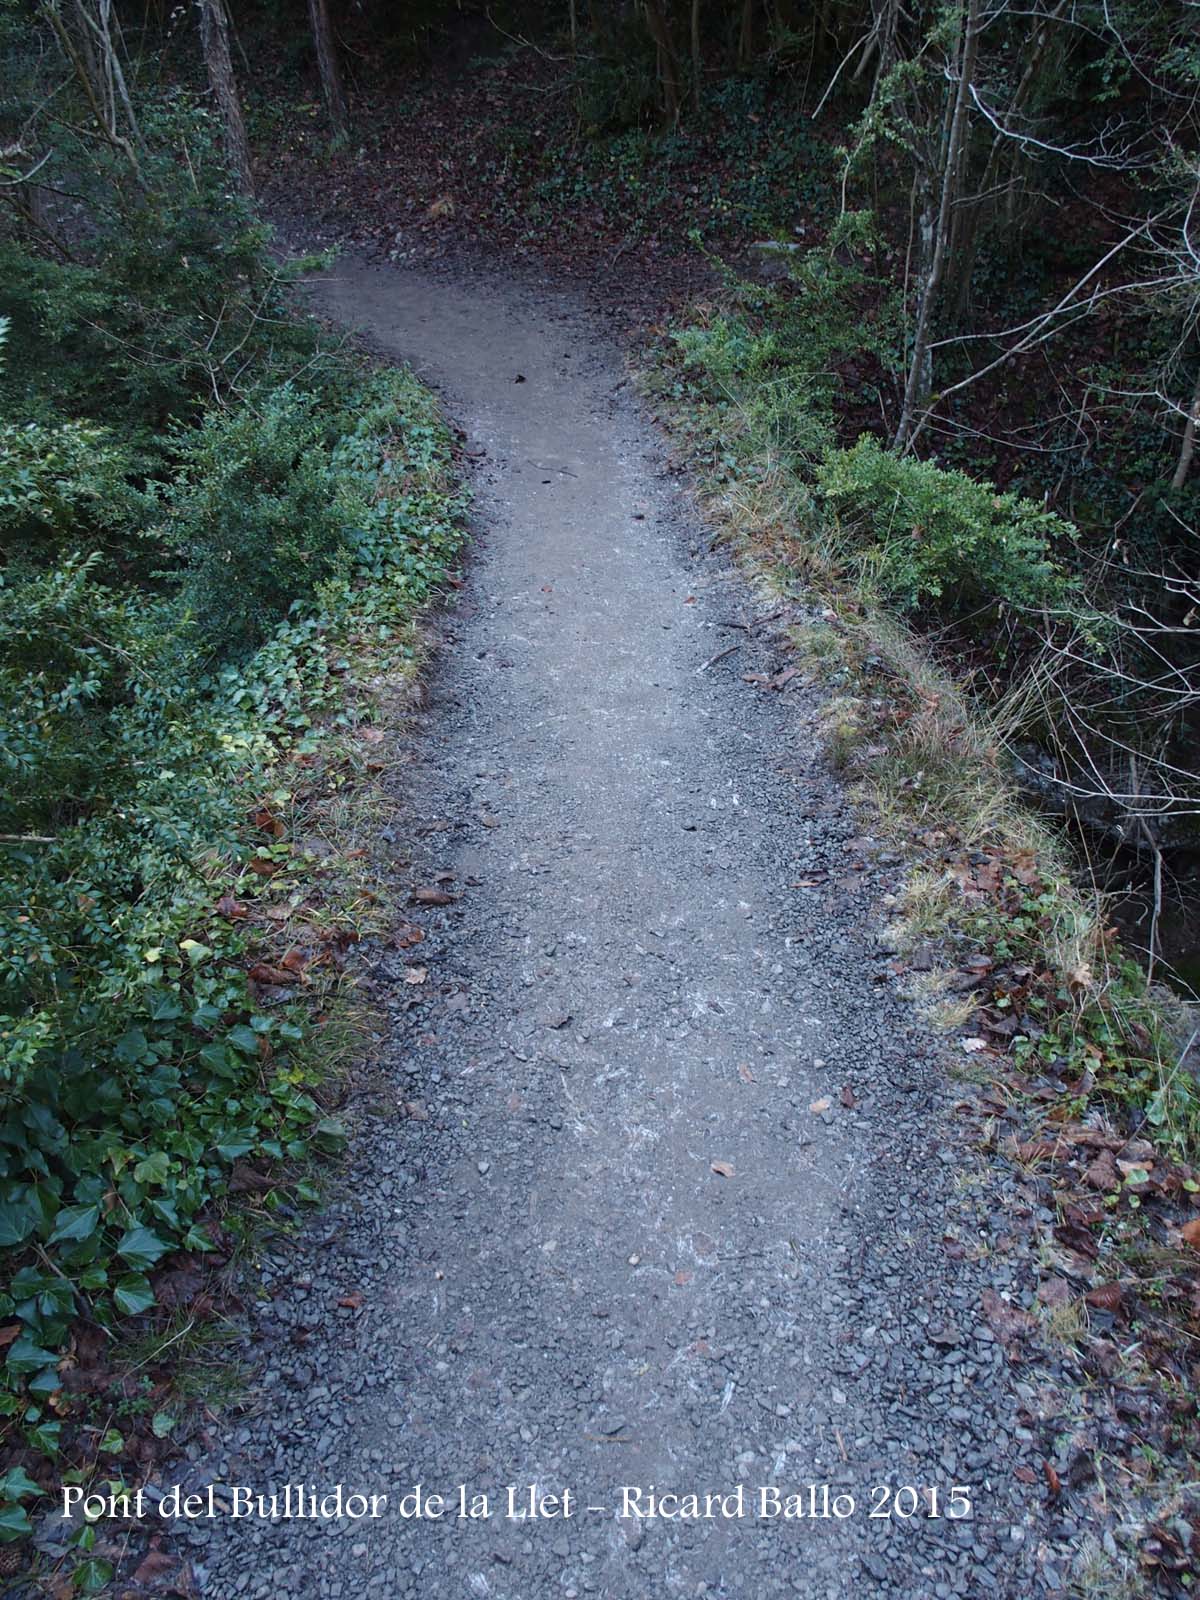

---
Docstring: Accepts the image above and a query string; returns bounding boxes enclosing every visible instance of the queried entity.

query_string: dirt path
[190,260,1047,1599]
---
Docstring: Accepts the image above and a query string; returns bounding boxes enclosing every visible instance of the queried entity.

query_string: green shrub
[0,420,140,569]
[159,386,362,656]
[0,96,320,442]
[0,359,464,1543]
[816,435,1077,613]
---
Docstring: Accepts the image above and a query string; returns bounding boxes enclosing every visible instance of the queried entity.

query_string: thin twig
[697,643,739,674]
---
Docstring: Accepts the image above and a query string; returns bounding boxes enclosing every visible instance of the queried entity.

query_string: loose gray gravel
[184,259,1053,1599]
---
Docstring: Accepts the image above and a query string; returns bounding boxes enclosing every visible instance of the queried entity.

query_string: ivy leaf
[48,1204,99,1246]
[0,1199,39,1249]
[5,1337,59,1377]
[113,1274,155,1317]
[115,1225,170,1271]
[313,1117,347,1153]
[0,1466,42,1501]
[132,1153,170,1186]
[0,1502,32,1542]
[74,1556,114,1593]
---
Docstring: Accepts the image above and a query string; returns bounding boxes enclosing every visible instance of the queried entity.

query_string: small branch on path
[697,644,739,674]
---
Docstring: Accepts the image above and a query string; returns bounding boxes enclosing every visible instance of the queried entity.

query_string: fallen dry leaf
[1085,1282,1124,1312]
[404,966,428,985]
[133,1551,177,1586]
[0,1324,19,1349]
[737,1063,755,1084]
[981,1287,1034,1342]
[710,1160,735,1178]
[1084,1149,1121,1192]
[960,1037,988,1054]
[839,1084,858,1109]
[1179,1218,1200,1249]
[216,894,248,920]
[809,1097,830,1115]
[248,962,294,987]
[412,886,455,905]
[337,1292,365,1310]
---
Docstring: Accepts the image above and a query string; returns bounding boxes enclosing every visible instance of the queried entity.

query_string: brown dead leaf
[404,967,428,986]
[216,894,248,920]
[809,1097,831,1115]
[1179,1218,1200,1249]
[0,1324,19,1349]
[337,1292,365,1310]
[248,963,294,987]
[359,727,385,745]
[412,886,455,905]
[1043,1461,1061,1498]
[1084,1148,1121,1192]
[251,806,285,838]
[1054,1220,1100,1260]
[737,1063,755,1084]
[839,1084,858,1109]
[981,1287,1034,1342]
[133,1549,179,1586]
[1011,849,1041,888]
[247,857,279,877]
[394,924,425,948]
[710,1160,735,1178]
[1085,1282,1124,1312]
[674,1270,693,1286]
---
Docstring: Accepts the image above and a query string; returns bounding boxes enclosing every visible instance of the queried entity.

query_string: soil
[169,256,1066,1599]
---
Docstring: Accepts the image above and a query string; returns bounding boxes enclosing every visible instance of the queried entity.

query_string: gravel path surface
[188,260,1049,1599]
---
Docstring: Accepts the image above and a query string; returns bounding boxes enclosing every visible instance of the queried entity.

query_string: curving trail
[192,259,1042,1600]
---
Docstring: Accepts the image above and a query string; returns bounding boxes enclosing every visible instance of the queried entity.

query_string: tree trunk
[1171,368,1200,489]
[738,0,755,69]
[643,0,681,123]
[307,0,348,140]
[893,0,981,450]
[691,0,702,110]
[198,0,253,195]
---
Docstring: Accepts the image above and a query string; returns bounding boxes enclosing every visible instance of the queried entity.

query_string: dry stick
[39,0,141,176]
[697,644,740,674]
[906,213,1161,451]
[1171,367,1200,488]
[1129,757,1164,988]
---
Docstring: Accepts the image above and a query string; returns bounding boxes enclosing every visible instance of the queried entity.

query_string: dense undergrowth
[650,273,1200,1587]
[659,269,1198,1143]
[0,83,463,1573]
